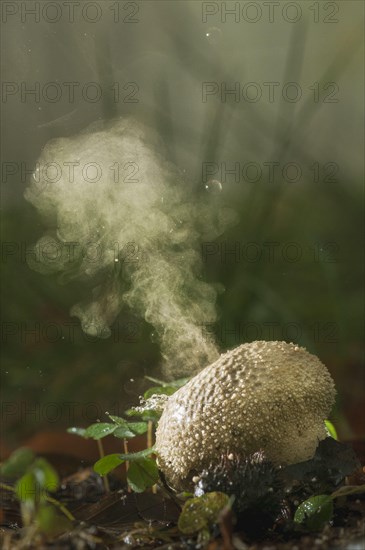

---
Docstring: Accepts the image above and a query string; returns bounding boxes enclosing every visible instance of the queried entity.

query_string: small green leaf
[32,458,59,493]
[127,422,148,434]
[67,427,87,437]
[16,471,39,503]
[124,408,141,418]
[294,495,333,531]
[94,454,124,476]
[84,423,117,440]
[140,410,162,422]
[127,458,159,493]
[106,414,128,426]
[119,446,156,461]
[143,411,161,422]
[124,408,161,423]
[143,385,177,400]
[168,377,190,388]
[325,420,338,440]
[178,492,230,534]
[113,426,137,439]
[0,447,35,476]
[113,422,148,439]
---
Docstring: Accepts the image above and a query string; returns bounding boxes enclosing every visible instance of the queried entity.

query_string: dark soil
[1,456,364,550]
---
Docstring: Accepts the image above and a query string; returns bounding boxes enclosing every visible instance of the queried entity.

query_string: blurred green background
[1,1,364,447]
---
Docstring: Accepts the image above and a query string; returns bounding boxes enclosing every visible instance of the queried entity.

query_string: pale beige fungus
[155,340,336,490]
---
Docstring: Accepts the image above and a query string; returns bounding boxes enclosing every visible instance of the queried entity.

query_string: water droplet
[205,27,222,46]
[205,179,222,194]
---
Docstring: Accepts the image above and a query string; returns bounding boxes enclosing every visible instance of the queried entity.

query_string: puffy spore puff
[25,117,236,378]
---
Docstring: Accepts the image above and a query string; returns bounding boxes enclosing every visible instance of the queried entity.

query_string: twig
[147,420,157,494]
[219,505,234,550]
[144,375,166,386]
[96,439,110,493]
[45,495,75,521]
[124,439,131,493]
[147,420,154,449]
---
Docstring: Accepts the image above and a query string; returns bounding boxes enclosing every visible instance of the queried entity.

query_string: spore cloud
[25,118,235,377]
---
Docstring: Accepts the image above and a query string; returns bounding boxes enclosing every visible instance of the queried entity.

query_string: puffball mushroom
[155,340,336,490]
